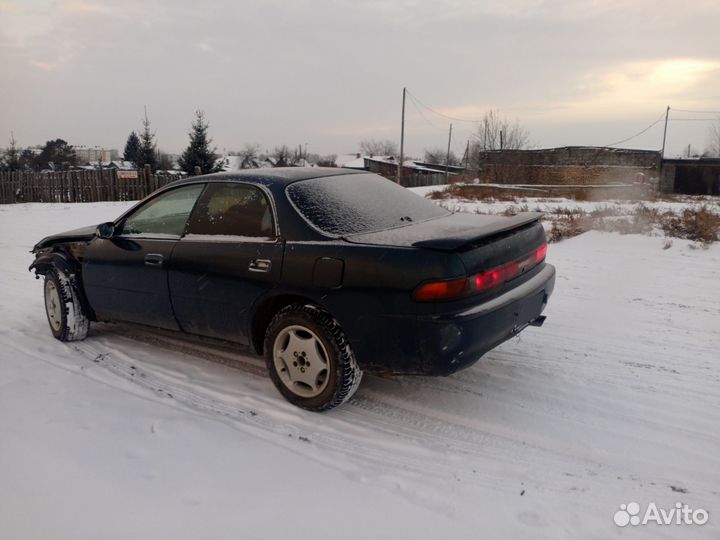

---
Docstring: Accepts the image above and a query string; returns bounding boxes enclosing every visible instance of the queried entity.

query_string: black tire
[43,267,90,342]
[264,304,362,411]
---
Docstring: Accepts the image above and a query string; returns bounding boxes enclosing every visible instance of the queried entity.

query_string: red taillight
[474,268,503,291]
[413,276,469,301]
[413,242,548,302]
[536,242,547,263]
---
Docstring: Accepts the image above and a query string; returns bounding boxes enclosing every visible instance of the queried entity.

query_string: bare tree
[467,110,531,182]
[359,138,397,156]
[471,109,530,152]
[236,143,262,168]
[706,117,720,157]
[423,147,460,166]
[314,154,337,167]
[272,145,300,167]
[683,144,700,158]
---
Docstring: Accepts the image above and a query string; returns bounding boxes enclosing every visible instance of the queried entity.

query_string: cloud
[59,0,113,15]
[561,58,720,118]
[29,59,54,70]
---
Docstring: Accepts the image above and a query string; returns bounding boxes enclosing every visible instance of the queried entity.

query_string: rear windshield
[286,173,449,236]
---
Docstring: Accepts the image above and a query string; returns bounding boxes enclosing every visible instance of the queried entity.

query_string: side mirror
[96,222,115,239]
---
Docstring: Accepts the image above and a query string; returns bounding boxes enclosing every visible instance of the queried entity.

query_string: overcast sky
[1,0,719,158]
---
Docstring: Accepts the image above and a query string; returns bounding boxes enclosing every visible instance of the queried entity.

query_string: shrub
[661,205,720,243]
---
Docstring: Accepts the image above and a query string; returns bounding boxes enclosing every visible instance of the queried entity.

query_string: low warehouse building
[477,146,662,186]
[660,158,720,195]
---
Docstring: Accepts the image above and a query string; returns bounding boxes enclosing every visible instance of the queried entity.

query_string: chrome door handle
[248,258,271,272]
[144,253,164,267]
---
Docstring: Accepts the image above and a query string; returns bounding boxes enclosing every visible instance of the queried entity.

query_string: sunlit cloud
[29,59,54,70]
[561,58,720,118]
[59,0,113,15]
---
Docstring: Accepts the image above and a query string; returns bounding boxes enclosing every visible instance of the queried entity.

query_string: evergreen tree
[34,139,77,171]
[1,132,21,171]
[137,109,158,171]
[178,110,222,175]
[18,149,35,170]
[123,131,141,165]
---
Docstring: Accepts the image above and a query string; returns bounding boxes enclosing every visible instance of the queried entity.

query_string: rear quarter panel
[275,240,465,373]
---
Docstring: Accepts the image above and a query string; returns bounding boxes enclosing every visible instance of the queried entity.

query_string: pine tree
[123,131,141,165]
[34,139,77,171]
[3,132,21,171]
[178,110,222,175]
[137,108,158,171]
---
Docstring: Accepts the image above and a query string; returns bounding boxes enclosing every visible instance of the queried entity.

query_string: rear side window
[286,173,449,236]
[120,184,205,237]
[186,183,275,238]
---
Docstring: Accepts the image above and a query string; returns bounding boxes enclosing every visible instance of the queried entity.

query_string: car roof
[164,167,365,189]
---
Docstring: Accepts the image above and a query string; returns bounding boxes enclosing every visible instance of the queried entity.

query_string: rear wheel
[264,304,362,411]
[44,268,89,342]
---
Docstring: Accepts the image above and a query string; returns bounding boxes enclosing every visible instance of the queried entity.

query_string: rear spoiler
[412,212,543,251]
[343,212,543,251]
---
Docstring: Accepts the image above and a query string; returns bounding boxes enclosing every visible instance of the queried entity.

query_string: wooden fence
[0,167,181,204]
[0,166,458,204]
[398,173,452,188]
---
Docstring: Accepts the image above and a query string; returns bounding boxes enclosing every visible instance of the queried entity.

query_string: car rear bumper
[414,263,556,375]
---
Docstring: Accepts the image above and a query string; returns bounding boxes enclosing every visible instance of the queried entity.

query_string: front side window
[120,184,205,237]
[186,183,275,238]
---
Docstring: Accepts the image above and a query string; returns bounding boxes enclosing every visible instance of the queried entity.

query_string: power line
[405,89,484,123]
[670,108,720,114]
[603,111,667,147]
[406,93,446,131]
[669,117,719,121]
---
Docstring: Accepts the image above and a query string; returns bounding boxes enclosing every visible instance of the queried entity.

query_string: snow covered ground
[413,184,719,216]
[1,201,719,539]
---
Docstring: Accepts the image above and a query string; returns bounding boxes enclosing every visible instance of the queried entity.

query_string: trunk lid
[343,212,542,251]
[344,212,546,276]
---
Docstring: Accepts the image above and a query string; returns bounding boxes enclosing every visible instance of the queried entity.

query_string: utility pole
[661,105,670,158]
[500,130,504,150]
[445,123,453,183]
[397,87,406,185]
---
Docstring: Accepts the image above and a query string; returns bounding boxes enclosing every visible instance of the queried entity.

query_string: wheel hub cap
[273,325,330,398]
[45,280,62,332]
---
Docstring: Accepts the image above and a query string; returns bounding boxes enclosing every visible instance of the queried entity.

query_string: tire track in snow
[63,323,613,499]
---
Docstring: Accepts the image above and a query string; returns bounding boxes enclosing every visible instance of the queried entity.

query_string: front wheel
[44,268,89,342]
[264,304,362,411]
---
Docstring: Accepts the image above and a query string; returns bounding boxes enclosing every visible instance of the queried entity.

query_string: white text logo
[614,502,709,527]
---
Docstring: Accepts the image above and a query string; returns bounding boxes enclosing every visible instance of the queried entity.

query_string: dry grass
[429,184,522,202]
[427,183,659,202]
[548,217,588,243]
[426,185,720,244]
[660,205,720,243]
[545,204,720,244]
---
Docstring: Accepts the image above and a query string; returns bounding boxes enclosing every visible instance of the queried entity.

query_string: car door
[168,182,284,344]
[83,183,206,330]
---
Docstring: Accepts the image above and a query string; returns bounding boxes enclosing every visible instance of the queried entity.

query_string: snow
[431,196,717,217]
[408,185,719,218]
[339,157,367,169]
[334,154,363,168]
[2,201,720,539]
